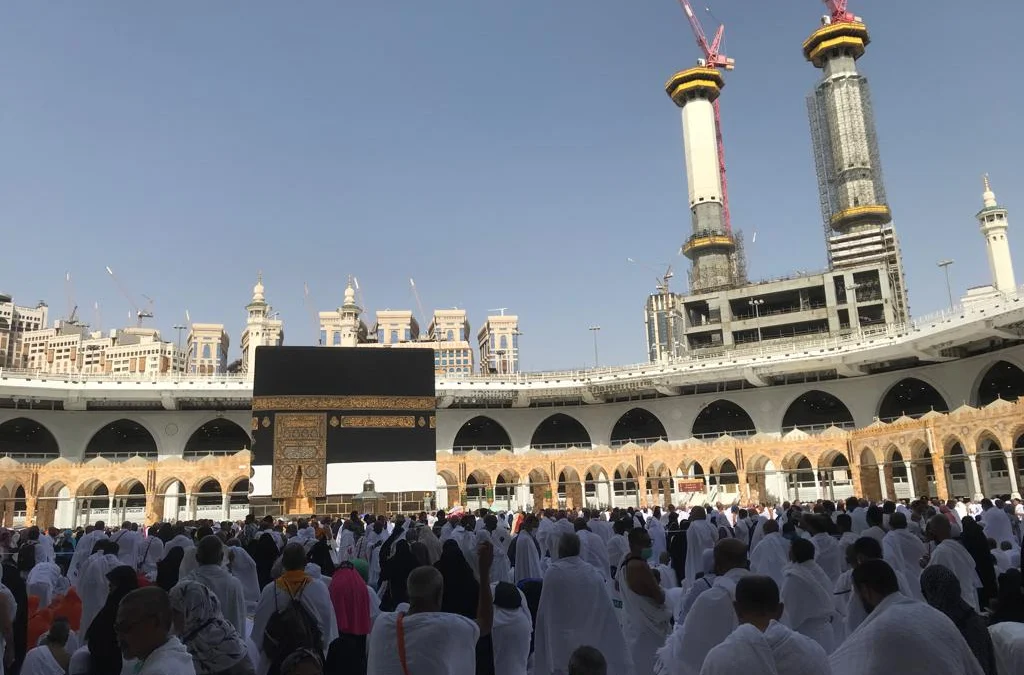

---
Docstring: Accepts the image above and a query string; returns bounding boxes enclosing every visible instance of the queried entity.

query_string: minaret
[804,9,909,322]
[665,68,742,293]
[338,277,363,347]
[977,175,1016,293]
[241,272,283,376]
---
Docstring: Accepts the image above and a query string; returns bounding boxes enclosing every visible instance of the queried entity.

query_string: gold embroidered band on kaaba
[252,395,436,412]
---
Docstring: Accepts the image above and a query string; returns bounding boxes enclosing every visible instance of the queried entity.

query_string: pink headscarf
[939,505,958,525]
[329,564,371,635]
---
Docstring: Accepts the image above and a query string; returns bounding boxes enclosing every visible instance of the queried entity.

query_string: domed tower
[338,278,367,347]
[977,175,1016,293]
[240,272,284,376]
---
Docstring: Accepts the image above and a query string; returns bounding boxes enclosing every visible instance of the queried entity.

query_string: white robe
[26,563,64,608]
[533,556,631,675]
[882,529,926,600]
[137,536,164,582]
[578,528,611,580]
[700,621,832,675]
[684,520,718,584]
[490,583,532,675]
[927,539,982,611]
[476,528,512,584]
[226,546,261,613]
[110,529,142,568]
[250,579,338,675]
[656,568,750,675]
[68,530,108,587]
[20,645,67,675]
[832,562,913,643]
[77,552,122,638]
[989,622,1024,675]
[780,561,835,653]
[811,533,842,582]
[513,531,543,582]
[980,506,1016,548]
[750,533,790,590]
[647,519,668,561]
[368,611,478,675]
[829,593,984,675]
[335,528,356,563]
[136,637,196,675]
[617,560,671,675]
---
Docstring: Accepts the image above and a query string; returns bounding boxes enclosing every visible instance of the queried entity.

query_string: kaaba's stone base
[248,491,436,519]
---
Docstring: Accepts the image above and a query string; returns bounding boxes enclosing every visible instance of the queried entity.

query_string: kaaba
[248,346,436,517]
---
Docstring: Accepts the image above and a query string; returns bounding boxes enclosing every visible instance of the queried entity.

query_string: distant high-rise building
[427,309,473,377]
[478,314,520,374]
[241,274,284,376]
[104,327,183,374]
[187,323,230,375]
[0,295,49,368]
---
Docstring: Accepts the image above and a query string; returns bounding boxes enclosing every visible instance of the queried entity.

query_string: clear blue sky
[1,1,1021,371]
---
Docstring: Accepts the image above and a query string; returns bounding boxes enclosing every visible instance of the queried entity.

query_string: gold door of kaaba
[272,413,328,499]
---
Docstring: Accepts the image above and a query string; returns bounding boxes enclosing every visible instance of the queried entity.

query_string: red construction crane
[676,0,735,234]
[823,0,861,24]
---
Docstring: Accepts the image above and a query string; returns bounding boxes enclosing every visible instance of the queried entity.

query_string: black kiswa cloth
[250,346,436,467]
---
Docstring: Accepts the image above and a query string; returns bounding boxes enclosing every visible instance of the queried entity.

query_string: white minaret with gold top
[978,175,1016,293]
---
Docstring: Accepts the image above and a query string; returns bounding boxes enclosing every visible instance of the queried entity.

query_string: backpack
[262,581,323,663]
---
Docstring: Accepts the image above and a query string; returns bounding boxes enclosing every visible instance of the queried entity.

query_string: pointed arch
[975,360,1024,406]
[86,419,158,459]
[691,400,755,438]
[0,417,60,460]
[184,418,251,457]
[877,378,949,420]
[530,413,591,448]
[781,390,854,430]
[610,408,668,446]
[452,416,513,451]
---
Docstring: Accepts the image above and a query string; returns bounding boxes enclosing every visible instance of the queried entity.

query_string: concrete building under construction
[646,3,910,362]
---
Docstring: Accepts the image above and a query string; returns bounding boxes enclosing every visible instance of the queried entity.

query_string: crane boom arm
[678,0,711,57]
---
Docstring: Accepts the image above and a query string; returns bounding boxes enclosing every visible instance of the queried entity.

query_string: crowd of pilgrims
[1,496,1024,674]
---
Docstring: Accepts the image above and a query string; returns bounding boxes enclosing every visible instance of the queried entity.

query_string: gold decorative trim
[340,415,417,429]
[252,395,435,412]
[272,413,327,499]
[261,417,271,428]
[329,416,340,427]
[251,417,260,431]
[429,415,436,429]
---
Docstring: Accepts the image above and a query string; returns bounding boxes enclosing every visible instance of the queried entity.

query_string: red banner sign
[677,479,705,493]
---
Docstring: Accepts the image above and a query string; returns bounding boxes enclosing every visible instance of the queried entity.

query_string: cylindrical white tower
[666,67,738,293]
[977,175,1016,293]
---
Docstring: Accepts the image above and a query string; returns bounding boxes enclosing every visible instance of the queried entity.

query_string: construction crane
[63,272,82,326]
[409,278,428,336]
[676,0,735,234]
[627,258,675,294]
[822,0,861,24]
[105,266,154,327]
[303,282,321,345]
[488,308,508,317]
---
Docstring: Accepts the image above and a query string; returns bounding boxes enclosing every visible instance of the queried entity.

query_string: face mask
[641,547,653,560]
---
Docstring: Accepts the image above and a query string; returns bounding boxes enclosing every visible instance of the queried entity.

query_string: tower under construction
[666,68,746,294]
[805,8,909,322]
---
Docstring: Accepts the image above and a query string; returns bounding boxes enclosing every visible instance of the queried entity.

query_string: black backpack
[262,581,323,664]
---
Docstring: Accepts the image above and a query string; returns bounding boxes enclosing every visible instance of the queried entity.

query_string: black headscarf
[990,569,1024,625]
[86,565,140,675]
[251,531,280,590]
[959,516,998,607]
[920,564,997,675]
[308,538,335,577]
[380,540,418,611]
[434,539,478,619]
[156,546,185,592]
[1,557,27,673]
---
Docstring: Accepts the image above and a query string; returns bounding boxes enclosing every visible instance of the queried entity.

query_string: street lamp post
[748,299,765,343]
[589,325,601,368]
[937,259,955,310]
